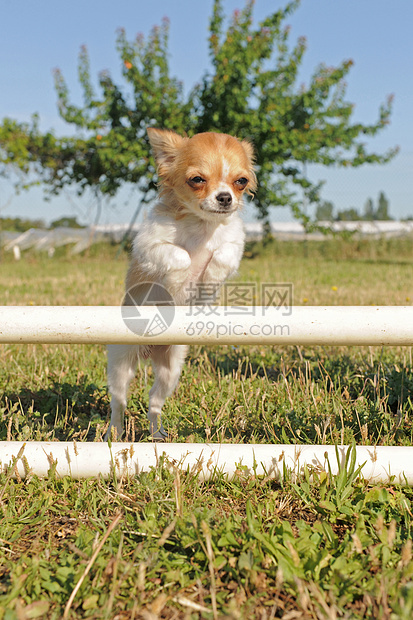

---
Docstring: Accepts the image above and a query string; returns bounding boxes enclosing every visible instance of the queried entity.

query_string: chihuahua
[106,128,256,439]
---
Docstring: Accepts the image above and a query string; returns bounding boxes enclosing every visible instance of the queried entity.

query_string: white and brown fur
[106,128,256,439]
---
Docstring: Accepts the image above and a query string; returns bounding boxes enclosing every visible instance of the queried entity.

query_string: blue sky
[0,0,412,225]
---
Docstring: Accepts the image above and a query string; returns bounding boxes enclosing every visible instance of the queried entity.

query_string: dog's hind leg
[106,344,139,440]
[148,344,188,440]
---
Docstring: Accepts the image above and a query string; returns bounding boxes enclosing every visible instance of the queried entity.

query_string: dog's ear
[241,139,255,165]
[147,128,185,176]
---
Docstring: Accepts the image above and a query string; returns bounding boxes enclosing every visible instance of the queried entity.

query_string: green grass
[0,237,413,618]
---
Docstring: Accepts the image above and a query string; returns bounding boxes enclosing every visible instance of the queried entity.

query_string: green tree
[336,208,361,221]
[49,216,85,229]
[315,200,334,221]
[363,198,375,221]
[0,216,45,232]
[0,1,397,229]
[194,1,396,230]
[376,191,392,220]
[0,19,189,207]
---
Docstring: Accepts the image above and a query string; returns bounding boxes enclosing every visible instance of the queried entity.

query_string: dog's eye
[234,177,248,188]
[188,176,206,185]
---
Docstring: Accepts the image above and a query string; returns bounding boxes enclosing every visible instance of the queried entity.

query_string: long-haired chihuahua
[107,128,256,439]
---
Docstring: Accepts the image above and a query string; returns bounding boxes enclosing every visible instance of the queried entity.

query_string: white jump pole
[1,442,413,485]
[0,305,412,345]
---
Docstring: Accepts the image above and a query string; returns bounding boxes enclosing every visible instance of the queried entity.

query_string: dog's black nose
[216,192,233,208]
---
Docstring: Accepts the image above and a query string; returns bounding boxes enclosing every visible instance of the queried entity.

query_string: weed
[0,238,412,617]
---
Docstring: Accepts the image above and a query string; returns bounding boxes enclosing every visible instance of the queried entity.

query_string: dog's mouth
[200,205,237,216]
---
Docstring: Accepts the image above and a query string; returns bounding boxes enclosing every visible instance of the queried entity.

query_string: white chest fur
[130,208,244,304]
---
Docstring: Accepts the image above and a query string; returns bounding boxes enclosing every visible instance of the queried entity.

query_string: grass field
[0,236,413,619]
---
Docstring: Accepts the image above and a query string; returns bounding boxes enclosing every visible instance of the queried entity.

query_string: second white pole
[1,441,413,485]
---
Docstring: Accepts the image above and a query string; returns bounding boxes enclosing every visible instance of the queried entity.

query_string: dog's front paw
[203,244,243,284]
[168,247,191,272]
